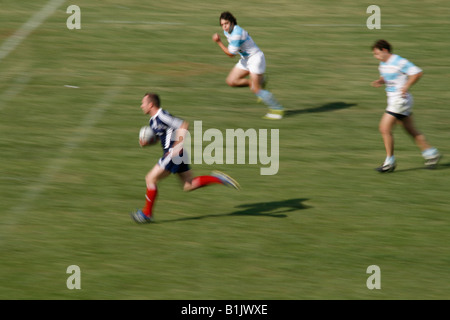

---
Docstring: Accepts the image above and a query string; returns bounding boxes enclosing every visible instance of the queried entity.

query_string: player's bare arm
[212,33,235,58]
[371,76,385,88]
[401,72,423,96]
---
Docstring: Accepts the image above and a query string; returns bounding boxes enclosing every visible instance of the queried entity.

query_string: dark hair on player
[144,93,160,107]
[372,39,392,53]
[219,11,237,26]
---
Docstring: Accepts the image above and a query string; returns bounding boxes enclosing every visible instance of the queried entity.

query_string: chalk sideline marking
[0,0,66,63]
[0,76,128,239]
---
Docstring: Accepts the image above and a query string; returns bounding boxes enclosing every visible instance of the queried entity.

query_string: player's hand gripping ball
[139,126,158,147]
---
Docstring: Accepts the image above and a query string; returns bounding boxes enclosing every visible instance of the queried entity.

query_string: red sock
[142,186,157,217]
[192,175,222,189]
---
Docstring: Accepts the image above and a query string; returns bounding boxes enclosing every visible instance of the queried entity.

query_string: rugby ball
[139,126,157,146]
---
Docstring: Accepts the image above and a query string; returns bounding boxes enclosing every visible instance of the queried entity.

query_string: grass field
[1,0,449,300]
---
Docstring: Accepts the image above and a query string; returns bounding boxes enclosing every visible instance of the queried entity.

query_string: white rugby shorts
[386,93,413,116]
[235,51,266,75]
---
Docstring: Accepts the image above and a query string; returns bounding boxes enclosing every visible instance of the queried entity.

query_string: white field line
[0,0,66,63]
[0,76,128,238]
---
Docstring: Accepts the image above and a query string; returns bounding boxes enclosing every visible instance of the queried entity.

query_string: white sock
[422,147,438,158]
[256,90,283,110]
[384,156,395,166]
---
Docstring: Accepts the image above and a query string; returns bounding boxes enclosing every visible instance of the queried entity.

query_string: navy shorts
[386,110,409,120]
[158,149,190,174]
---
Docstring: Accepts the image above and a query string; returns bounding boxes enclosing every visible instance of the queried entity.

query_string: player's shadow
[160,198,311,223]
[285,101,357,117]
[393,161,450,173]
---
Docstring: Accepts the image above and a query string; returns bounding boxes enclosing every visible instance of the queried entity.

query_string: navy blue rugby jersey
[149,109,184,152]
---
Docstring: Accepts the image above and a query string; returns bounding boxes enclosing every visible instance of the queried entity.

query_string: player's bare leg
[145,164,171,189]
[178,170,196,191]
[131,164,170,223]
[401,115,441,167]
[249,73,264,94]
[379,113,396,158]
[178,170,239,191]
[226,67,250,87]
[400,115,430,151]
[376,113,397,172]
[226,67,283,119]
[250,72,283,119]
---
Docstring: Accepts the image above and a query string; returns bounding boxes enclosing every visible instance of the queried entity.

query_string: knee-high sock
[191,175,222,190]
[142,186,157,217]
[255,89,283,110]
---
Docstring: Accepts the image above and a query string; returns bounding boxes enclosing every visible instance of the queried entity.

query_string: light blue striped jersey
[224,25,261,58]
[378,54,422,96]
[149,108,184,152]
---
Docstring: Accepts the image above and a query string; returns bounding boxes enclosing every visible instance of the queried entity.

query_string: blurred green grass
[0,0,449,299]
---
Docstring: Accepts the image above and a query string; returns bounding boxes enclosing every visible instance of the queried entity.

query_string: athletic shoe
[211,171,240,190]
[424,153,441,169]
[131,209,154,224]
[263,109,284,120]
[375,162,396,173]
